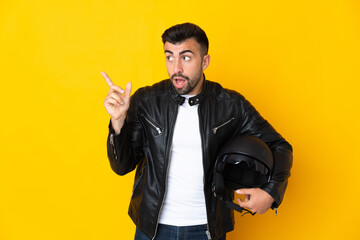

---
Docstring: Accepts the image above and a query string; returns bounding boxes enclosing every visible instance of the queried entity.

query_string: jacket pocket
[140,113,162,136]
[212,117,235,134]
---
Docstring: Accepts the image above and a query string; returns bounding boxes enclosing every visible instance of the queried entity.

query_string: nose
[173,58,183,74]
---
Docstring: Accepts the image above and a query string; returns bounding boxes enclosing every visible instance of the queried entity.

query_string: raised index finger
[101,71,114,87]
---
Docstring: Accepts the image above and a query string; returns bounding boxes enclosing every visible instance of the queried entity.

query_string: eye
[183,56,191,61]
[166,56,174,62]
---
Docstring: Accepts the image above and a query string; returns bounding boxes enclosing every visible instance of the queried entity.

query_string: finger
[106,92,127,105]
[111,93,127,105]
[118,94,126,105]
[107,92,123,104]
[105,97,121,107]
[110,84,125,94]
[236,188,252,195]
[124,82,132,100]
[105,95,123,105]
[101,71,115,87]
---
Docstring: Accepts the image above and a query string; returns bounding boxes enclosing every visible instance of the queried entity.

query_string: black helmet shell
[216,135,274,174]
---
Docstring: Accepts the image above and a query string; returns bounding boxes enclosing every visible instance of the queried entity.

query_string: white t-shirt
[158,96,207,226]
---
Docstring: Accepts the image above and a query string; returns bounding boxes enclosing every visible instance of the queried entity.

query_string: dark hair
[161,23,209,55]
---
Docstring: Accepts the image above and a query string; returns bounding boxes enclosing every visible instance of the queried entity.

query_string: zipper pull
[109,134,117,160]
[275,208,278,216]
[206,230,212,240]
[110,134,114,145]
[142,114,162,135]
[155,127,162,135]
[212,127,219,134]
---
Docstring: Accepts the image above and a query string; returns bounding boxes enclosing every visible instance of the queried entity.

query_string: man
[103,23,293,240]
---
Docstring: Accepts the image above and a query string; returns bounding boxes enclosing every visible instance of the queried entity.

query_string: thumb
[236,188,252,195]
[237,197,249,209]
[124,82,132,99]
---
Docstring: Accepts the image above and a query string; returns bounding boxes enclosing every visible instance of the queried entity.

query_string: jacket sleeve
[106,94,144,176]
[239,96,293,208]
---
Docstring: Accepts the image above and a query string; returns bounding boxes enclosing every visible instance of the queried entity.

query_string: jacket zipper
[152,142,172,240]
[131,166,146,198]
[151,106,178,240]
[109,134,117,160]
[141,114,162,135]
[198,104,212,240]
[212,117,235,134]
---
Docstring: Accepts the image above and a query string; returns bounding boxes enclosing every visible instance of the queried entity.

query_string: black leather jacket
[107,78,293,240]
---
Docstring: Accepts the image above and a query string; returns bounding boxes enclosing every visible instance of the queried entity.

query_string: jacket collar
[168,74,208,106]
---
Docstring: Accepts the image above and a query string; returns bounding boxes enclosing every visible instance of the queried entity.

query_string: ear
[202,54,211,70]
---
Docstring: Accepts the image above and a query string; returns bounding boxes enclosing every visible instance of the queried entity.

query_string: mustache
[171,73,190,81]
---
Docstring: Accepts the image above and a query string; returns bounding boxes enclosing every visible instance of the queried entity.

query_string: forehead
[164,38,201,55]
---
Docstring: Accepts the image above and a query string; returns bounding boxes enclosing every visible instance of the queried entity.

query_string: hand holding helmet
[236,188,274,214]
[213,135,275,215]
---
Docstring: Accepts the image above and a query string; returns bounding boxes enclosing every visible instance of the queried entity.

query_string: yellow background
[1,0,359,239]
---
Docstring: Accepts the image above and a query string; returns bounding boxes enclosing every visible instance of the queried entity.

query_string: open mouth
[174,77,186,88]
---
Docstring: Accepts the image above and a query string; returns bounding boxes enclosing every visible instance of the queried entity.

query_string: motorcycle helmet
[213,135,274,215]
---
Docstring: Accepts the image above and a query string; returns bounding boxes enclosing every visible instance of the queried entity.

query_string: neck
[189,73,204,95]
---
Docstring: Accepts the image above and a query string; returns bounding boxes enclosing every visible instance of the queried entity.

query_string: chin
[175,88,189,95]
[172,83,189,95]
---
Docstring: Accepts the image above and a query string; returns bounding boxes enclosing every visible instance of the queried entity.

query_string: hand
[236,188,274,214]
[102,71,132,134]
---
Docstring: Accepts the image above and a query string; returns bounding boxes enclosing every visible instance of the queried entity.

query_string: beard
[171,69,203,95]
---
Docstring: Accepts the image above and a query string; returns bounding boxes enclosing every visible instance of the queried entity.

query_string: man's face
[164,38,210,95]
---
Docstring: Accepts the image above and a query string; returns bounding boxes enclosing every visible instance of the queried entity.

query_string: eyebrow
[164,49,195,55]
[180,50,194,55]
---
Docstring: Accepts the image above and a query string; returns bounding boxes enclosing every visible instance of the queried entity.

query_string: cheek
[187,63,202,75]
[165,63,172,74]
